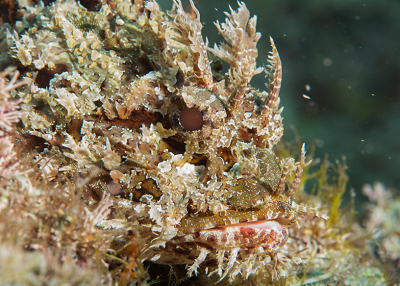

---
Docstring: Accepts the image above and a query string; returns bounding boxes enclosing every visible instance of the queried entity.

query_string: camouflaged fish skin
[5,0,327,281]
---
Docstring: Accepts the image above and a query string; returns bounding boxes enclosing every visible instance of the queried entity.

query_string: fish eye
[165,87,226,142]
[179,107,204,131]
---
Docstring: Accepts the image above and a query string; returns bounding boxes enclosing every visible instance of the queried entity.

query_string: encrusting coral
[0,0,394,285]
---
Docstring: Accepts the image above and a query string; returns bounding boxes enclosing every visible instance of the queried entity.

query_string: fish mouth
[177,206,297,236]
[170,216,290,253]
[213,216,291,230]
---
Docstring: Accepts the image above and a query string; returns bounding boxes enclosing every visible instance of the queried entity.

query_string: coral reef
[362,182,400,281]
[0,0,395,285]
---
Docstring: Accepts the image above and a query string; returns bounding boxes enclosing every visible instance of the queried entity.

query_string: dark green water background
[159,0,400,209]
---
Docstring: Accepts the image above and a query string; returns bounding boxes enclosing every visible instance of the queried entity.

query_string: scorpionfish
[5,0,326,282]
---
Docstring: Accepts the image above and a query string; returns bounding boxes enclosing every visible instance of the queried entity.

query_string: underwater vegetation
[0,0,397,285]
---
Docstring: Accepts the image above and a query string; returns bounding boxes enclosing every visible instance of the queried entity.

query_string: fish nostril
[179,107,204,131]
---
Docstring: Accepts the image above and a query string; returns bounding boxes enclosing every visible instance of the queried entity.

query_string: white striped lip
[215,218,287,230]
